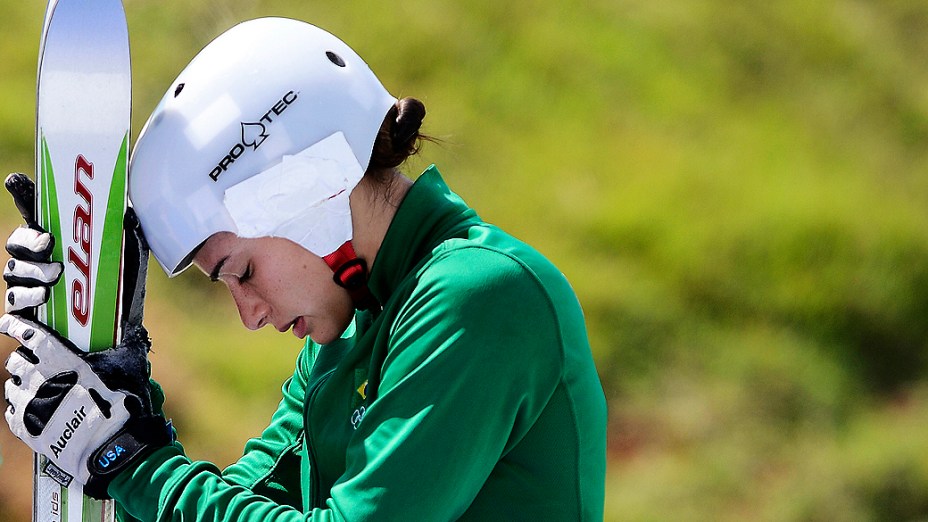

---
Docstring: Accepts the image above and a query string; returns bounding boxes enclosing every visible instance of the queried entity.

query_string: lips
[277,319,296,333]
[291,316,308,339]
[275,317,307,338]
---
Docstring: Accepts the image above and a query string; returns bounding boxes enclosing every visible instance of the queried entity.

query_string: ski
[34,1,131,521]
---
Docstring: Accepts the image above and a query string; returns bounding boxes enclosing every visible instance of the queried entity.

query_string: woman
[3,17,607,520]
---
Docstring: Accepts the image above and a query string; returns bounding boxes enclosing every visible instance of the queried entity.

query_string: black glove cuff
[84,415,172,500]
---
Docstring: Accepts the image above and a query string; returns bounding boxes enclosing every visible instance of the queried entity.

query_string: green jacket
[112,166,607,520]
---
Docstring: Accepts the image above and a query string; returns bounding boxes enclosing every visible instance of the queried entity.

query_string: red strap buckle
[322,241,380,311]
[332,258,367,289]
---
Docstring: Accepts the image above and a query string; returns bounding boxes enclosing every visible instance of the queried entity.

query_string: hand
[3,173,62,314]
[2,173,169,499]
[2,314,170,499]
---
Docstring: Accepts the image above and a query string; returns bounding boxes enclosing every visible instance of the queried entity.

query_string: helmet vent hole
[174,83,185,98]
[326,51,346,67]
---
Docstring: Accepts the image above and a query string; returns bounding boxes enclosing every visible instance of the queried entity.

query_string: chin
[305,312,352,345]
[307,330,336,345]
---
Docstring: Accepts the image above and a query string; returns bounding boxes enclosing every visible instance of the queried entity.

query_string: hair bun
[391,97,426,152]
[367,97,429,171]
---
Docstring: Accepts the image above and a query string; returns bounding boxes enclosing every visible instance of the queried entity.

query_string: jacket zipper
[304,368,336,509]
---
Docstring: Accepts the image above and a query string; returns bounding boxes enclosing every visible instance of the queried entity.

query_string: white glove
[3,173,62,313]
[3,314,131,485]
[4,226,63,312]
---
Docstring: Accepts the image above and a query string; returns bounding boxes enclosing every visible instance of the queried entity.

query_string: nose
[228,284,269,330]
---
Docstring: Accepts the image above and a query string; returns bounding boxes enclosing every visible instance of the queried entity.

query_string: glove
[2,314,171,499]
[2,174,170,499]
[3,173,62,314]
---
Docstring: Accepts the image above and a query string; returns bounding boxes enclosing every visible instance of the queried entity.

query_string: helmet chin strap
[322,240,380,311]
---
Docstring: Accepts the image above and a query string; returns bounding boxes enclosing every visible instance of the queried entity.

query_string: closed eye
[239,264,253,284]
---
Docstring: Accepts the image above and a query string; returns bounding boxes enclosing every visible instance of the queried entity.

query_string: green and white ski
[34,1,130,521]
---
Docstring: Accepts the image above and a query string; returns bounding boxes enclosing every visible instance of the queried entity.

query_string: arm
[220,348,312,508]
[111,345,312,519]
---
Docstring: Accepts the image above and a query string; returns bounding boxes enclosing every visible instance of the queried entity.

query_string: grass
[2,0,928,520]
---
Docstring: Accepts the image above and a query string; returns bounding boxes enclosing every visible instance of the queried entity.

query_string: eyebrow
[209,255,230,282]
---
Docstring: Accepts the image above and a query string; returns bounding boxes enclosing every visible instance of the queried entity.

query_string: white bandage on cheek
[223,132,364,257]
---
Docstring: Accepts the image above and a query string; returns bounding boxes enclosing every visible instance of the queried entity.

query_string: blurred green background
[2,0,928,520]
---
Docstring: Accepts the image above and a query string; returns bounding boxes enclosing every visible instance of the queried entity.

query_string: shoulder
[421,239,552,311]
[392,227,578,354]
[379,226,584,393]
[425,226,577,309]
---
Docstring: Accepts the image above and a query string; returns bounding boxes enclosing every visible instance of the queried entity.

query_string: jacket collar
[367,165,480,305]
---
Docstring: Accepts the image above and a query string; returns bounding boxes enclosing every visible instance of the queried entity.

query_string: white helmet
[129,17,397,275]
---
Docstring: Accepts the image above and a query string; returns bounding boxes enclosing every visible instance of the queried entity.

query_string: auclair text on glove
[50,405,88,457]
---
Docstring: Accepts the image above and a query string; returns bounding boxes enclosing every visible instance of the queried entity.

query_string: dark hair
[367,97,430,173]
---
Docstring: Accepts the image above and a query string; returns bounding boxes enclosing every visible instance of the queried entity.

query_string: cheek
[320,280,355,319]
[286,266,349,312]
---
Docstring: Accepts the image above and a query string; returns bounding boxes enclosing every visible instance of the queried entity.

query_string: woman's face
[192,232,354,345]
